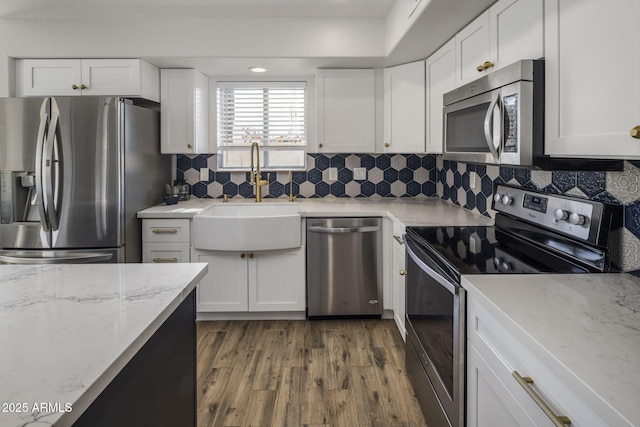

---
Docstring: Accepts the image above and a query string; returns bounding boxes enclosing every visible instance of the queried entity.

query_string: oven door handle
[406,243,459,295]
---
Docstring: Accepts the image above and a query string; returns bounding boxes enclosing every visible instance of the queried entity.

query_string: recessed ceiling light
[249,67,267,73]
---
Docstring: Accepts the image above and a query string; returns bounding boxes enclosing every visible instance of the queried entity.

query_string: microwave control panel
[502,94,519,153]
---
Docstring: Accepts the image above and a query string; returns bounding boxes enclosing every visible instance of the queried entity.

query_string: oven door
[405,236,465,427]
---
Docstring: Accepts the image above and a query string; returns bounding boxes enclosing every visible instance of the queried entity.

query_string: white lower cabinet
[142,219,191,263]
[466,292,608,427]
[193,247,306,314]
[391,222,406,340]
[467,342,538,427]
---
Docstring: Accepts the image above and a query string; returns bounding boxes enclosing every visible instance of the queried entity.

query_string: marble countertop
[0,263,208,427]
[462,273,640,426]
[137,197,494,227]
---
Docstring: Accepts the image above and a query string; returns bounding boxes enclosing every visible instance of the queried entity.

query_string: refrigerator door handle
[35,97,50,233]
[45,100,62,232]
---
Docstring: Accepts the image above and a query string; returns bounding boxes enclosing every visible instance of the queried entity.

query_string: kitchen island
[0,263,208,427]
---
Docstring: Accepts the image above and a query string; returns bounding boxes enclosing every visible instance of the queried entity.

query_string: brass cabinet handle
[384,143,390,147]
[241,253,246,258]
[71,84,79,89]
[393,235,404,245]
[151,228,178,234]
[477,65,484,72]
[152,257,178,263]
[630,126,640,139]
[512,371,571,426]
[399,269,406,276]
[249,253,254,259]
[80,84,88,89]
[482,61,494,70]
[319,143,323,148]
[187,143,193,148]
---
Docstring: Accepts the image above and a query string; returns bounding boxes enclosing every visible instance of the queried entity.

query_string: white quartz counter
[0,263,208,427]
[462,273,640,426]
[137,197,493,227]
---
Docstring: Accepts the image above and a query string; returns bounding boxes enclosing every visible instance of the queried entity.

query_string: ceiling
[0,0,494,76]
[0,0,395,18]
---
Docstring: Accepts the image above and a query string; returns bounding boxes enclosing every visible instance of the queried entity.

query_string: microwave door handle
[483,91,501,161]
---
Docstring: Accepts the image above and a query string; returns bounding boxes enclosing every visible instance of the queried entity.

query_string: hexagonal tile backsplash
[177,154,640,274]
[177,154,438,199]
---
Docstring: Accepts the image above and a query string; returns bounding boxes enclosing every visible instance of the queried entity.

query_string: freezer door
[0,98,43,172]
[52,97,122,249]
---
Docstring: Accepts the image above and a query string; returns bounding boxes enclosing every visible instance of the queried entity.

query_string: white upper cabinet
[455,0,544,87]
[425,39,456,154]
[315,69,376,153]
[383,60,426,153]
[490,0,544,70]
[160,69,209,154]
[544,0,640,159]
[17,59,160,101]
[455,11,491,87]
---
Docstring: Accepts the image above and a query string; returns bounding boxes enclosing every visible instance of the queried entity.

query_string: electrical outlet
[354,167,367,180]
[200,167,209,181]
[328,167,338,181]
[469,172,477,190]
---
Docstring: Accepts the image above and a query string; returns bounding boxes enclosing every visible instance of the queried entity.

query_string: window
[217,81,306,171]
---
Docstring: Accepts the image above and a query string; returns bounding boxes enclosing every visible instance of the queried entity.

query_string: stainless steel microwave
[443,59,544,166]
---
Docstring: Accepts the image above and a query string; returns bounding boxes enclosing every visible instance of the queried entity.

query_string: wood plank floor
[196,319,428,427]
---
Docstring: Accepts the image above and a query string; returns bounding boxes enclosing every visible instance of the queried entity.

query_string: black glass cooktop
[406,224,602,278]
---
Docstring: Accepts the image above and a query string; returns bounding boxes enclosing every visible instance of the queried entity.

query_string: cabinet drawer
[142,219,190,243]
[143,243,191,263]
[467,296,609,426]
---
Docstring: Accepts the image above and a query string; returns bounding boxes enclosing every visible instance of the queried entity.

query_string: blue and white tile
[530,169,552,190]
[606,161,640,204]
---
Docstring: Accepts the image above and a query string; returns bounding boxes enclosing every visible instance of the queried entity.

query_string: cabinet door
[383,61,426,153]
[392,244,406,341]
[161,69,209,154]
[19,59,82,96]
[490,0,544,71]
[143,242,191,263]
[81,59,142,97]
[455,11,490,86]
[193,250,248,312]
[425,39,456,154]
[248,247,305,312]
[316,69,376,153]
[545,0,640,158]
[467,342,540,427]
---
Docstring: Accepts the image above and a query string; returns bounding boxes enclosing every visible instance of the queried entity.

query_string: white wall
[0,15,385,90]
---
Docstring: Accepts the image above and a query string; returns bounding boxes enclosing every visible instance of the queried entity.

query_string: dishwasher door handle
[308,225,381,234]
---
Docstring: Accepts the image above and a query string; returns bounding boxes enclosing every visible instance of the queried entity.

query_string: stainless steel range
[404,184,622,427]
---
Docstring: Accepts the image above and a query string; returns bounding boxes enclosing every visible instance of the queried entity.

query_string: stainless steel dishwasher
[306,217,382,318]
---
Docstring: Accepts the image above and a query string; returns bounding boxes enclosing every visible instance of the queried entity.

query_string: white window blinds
[217,81,307,170]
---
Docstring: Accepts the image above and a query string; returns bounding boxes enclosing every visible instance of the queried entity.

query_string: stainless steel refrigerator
[0,96,171,263]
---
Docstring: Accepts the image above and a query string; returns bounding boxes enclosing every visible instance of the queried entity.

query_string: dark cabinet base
[74,290,196,427]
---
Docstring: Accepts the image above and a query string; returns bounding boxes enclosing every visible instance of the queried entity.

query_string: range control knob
[554,208,569,221]
[501,195,513,205]
[501,261,511,272]
[493,193,503,203]
[569,212,586,226]
[493,256,503,268]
